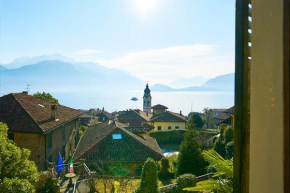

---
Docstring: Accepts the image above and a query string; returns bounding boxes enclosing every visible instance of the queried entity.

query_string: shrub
[158,174,196,193]
[176,174,197,191]
[175,122,206,177]
[226,141,234,159]
[225,127,234,143]
[136,158,159,193]
[158,158,174,180]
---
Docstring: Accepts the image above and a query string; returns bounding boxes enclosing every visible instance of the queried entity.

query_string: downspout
[44,134,47,170]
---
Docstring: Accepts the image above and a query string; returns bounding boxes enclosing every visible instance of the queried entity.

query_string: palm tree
[183,150,233,193]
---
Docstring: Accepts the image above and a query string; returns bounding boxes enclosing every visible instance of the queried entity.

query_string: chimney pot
[22,91,28,95]
[180,110,182,115]
[51,104,58,120]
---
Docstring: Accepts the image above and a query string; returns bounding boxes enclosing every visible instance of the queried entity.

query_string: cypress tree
[175,117,206,177]
[136,158,159,193]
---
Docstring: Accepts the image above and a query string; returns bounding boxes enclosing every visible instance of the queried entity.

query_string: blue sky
[1,0,235,84]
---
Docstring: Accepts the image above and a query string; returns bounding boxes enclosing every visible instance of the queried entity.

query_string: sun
[132,0,157,15]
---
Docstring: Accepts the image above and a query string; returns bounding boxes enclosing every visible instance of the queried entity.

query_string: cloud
[95,44,234,84]
[74,49,105,55]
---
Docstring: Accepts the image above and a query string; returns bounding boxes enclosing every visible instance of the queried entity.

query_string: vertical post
[234,0,251,192]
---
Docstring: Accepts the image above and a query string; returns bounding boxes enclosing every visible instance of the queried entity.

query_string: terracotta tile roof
[224,106,235,115]
[73,121,163,162]
[151,104,168,110]
[150,111,186,122]
[0,93,83,133]
[118,109,151,122]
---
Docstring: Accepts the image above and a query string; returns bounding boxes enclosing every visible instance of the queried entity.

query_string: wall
[152,122,186,131]
[14,132,46,170]
[250,0,285,191]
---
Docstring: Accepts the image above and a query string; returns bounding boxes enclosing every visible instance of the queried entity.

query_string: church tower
[143,83,152,113]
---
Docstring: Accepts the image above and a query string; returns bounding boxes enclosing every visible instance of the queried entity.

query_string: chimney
[51,104,58,120]
[180,110,182,115]
[22,91,28,95]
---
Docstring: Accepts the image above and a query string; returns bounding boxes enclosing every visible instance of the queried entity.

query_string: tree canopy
[33,92,59,104]
[188,113,204,130]
[176,118,206,177]
[0,123,39,192]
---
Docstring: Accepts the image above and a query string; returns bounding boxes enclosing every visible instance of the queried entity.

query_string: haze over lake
[52,90,234,115]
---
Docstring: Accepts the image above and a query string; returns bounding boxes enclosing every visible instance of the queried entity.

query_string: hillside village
[0,83,234,192]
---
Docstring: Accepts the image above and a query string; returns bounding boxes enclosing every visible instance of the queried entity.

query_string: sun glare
[133,0,157,15]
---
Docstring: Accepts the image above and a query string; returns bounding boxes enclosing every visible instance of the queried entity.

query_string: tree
[214,126,234,158]
[79,125,88,138]
[0,123,39,192]
[175,118,206,177]
[33,92,58,104]
[184,150,233,193]
[225,127,234,143]
[203,108,214,129]
[188,113,204,130]
[158,157,173,180]
[136,158,159,193]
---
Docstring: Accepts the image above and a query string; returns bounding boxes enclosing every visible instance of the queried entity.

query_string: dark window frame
[157,126,161,130]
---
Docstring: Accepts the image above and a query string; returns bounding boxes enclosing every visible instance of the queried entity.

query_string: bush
[158,174,196,193]
[158,158,174,180]
[175,122,206,177]
[176,174,197,191]
[226,141,234,159]
[136,158,159,193]
[150,130,186,144]
[225,127,234,143]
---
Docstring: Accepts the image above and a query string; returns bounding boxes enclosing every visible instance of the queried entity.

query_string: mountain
[0,60,144,94]
[2,54,75,69]
[0,65,7,70]
[169,76,210,88]
[152,73,234,92]
[151,84,216,92]
[202,73,234,91]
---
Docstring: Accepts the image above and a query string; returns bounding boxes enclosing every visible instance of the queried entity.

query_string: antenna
[25,84,34,93]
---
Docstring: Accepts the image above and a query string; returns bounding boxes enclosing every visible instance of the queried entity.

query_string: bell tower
[143,83,152,113]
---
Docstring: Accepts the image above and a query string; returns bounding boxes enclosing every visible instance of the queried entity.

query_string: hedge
[150,130,187,144]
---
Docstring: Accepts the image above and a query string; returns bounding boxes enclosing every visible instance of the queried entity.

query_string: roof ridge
[12,94,44,133]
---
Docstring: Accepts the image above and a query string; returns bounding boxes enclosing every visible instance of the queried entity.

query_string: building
[73,121,163,173]
[0,92,83,170]
[96,110,113,122]
[214,106,235,128]
[151,104,168,116]
[150,111,186,131]
[79,113,98,126]
[143,83,152,113]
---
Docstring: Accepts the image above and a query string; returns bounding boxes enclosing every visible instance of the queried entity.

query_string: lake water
[53,90,234,115]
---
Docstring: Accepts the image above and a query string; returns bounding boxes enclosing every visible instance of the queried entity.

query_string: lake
[53,90,234,115]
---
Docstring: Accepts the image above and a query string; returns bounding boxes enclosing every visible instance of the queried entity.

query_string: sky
[0,0,235,84]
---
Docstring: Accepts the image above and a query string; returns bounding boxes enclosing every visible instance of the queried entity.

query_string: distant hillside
[169,76,210,88]
[0,60,144,94]
[2,54,75,69]
[152,73,234,92]
[0,65,7,70]
[202,73,234,91]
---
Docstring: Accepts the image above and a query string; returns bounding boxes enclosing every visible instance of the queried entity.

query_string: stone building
[0,92,83,170]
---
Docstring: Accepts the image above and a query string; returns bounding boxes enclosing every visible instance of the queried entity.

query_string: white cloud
[74,49,105,55]
[94,44,234,84]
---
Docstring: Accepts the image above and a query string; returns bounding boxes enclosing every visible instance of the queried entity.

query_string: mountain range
[0,54,234,95]
[151,73,234,92]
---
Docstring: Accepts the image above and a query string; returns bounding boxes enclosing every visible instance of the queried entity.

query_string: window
[112,133,122,139]
[8,133,14,141]
[158,126,161,130]
[168,126,171,130]
[48,132,52,149]
[69,125,72,135]
[62,125,65,140]
[175,126,179,129]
